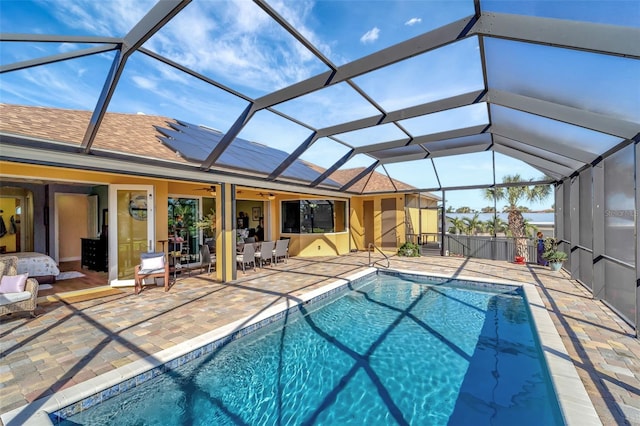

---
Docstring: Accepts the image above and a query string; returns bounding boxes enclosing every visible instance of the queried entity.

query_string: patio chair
[0,256,39,317]
[199,244,216,274]
[254,240,275,268]
[236,242,256,273]
[273,239,289,264]
[134,252,170,295]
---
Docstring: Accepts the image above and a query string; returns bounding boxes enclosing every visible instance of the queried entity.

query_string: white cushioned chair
[134,252,170,295]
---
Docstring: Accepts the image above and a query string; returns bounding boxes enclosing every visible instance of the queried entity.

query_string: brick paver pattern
[1,253,639,425]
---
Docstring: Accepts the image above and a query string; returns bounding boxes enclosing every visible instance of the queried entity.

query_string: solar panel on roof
[160,121,340,185]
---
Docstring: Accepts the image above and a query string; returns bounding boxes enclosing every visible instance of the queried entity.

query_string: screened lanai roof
[0,0,638,195]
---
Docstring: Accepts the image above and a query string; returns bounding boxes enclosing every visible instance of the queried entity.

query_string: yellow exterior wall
[349,198,364,250]
[350,195,405,252]
[396,195,406,248]
[350,196,383,250]
[2,161,440,267]
[422,209,438,243]
[292,232,350,256]
[349,194,439,251]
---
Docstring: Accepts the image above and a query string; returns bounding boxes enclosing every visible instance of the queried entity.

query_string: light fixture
[259,192,276,200]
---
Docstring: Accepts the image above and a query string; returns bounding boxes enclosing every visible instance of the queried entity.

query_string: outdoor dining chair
[272,239,289,264]
[254,240,275,268]
[199,244,216,274]
[236,242,256,273]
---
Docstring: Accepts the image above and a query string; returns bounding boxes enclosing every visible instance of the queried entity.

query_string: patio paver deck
[1,253,638,425]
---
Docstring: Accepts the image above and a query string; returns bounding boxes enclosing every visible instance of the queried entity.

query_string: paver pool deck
[1,253,639,425]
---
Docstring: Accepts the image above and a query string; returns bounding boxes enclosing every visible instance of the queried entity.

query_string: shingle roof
[0,103,184,163]
[0,103,433,195]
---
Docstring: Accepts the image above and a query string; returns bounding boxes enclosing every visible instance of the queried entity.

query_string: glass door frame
[108,184,155,285]
[168,194,203,267]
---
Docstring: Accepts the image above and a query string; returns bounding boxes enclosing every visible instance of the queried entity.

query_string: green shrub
[398,242,420,257]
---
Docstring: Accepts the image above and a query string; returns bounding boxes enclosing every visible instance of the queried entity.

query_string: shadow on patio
[1,253,638,425]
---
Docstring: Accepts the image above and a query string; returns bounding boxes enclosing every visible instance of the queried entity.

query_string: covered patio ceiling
[1,0,639,196]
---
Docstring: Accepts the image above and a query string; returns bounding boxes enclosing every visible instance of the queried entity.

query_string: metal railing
[441,235,538,262]
[368,243,390,268]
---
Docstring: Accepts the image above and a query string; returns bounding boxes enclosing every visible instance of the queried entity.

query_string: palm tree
[484,174,551,260]
[523,219,539,238]
[462,213,483,235]
[447,216,466,234]
[484,216,507,236]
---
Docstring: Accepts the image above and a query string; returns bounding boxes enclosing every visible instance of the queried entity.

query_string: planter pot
[514,256,526,265]
[549,261,563,271]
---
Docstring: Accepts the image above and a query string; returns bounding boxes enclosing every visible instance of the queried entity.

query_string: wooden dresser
[81,238,108,272]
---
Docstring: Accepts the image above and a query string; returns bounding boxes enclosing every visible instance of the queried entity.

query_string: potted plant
[397,242,420,257]
[543,237,567,271]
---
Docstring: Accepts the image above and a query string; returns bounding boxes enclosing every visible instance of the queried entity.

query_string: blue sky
[1,0,638,210]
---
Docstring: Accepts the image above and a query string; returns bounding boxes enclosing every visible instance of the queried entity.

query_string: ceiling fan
[196,185,217,196]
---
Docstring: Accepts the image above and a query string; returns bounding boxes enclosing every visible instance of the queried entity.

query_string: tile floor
[1,253,638,425]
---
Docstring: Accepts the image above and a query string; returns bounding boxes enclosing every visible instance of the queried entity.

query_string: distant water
[446,212,554,224]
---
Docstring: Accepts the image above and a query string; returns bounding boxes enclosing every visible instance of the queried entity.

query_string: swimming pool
[2,270,599,425]
[55,272,562,425]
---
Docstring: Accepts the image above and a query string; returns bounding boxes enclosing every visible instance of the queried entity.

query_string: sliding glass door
[168,197,201,264]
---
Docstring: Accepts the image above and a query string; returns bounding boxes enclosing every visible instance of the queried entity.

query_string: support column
[440,190,446,256]
[216,183,236,283]
[635,142,639,337]
[592,164,605,300]
[570,174,580,278]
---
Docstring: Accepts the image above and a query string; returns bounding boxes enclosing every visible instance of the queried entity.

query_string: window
[281,200,347,234]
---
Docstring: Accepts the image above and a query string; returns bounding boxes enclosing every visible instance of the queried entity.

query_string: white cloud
[5,66,97,109]
[137,1,329,93]
[360,27,380,44]
[42,0,156,36]
[130,75,156,90]
[405,17,422,26]
[58,43,78,53]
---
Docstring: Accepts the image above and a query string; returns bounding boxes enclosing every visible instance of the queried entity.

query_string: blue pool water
[60,274,563,425]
